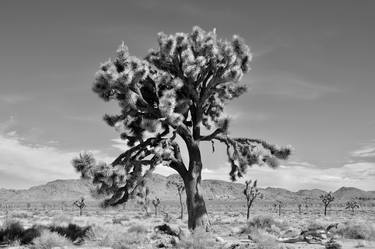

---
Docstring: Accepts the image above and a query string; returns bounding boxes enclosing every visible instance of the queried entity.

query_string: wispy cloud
[0,119,111,189]
[198,161,375,191]
[249,71,340,100]
[0,94,31,104]
[351,140,375,158]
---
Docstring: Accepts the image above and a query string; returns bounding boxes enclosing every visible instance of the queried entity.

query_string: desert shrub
[306,220,327,230]
[241,215,287,235]
[21,226,42,244]
[48,223,91,242]
[112,215,129,224]
[9,210,31,219]
[127,224,148,234]
[31,230,72,249]
[251,230,279,249]
[95,227,150,249]
[177,228,220,249]
[336,221,375,240]
[0,220,24,243]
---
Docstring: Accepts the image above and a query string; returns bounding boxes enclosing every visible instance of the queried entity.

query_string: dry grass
[31,230,72,249]
[336,220,375,240]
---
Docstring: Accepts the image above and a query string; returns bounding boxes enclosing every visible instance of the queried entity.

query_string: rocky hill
[0,174,374,204]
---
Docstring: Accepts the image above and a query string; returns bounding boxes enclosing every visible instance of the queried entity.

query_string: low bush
[48,223,91,242]
[249,229,279,249]
[31,230,72,249]
[177,228,220,249]
[336,220,375,240]
[241,215,287,236]
[0,220,24,243]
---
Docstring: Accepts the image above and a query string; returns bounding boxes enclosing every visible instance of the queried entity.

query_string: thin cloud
[0,120,112,189]
[0,94,31,104]
[351,141,375,158]
[248,71,340,100]
[198,161,375,191]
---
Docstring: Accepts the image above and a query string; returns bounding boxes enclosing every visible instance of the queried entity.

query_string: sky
[0,0,375,191]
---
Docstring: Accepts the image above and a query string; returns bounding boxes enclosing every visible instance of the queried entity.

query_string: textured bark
[178,191,184,219]
[184,175,209,230]
[182,141,209,231]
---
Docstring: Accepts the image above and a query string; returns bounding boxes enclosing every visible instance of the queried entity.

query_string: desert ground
[0,200,374,249]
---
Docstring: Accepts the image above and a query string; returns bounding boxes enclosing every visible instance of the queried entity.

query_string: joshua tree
[152,197,161,216]
[320,192,334,216]
[243,179,263,220]
[137,186,151,216]
[167,175,185,219]
[274,200,283,216]
[297,203,302,215]
[71,26,291,230]
[345,200,360,215]
[73,197,86,216]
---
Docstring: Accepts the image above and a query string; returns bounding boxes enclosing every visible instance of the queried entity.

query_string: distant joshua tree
[167,177,185,219]
[73,197,86,216]
[137,186,151,216]
[345,200,360,215]
[297,203,302,215]
[274,200,283,216]
[243,179,263,220]
[320,192,334,216]
[152,197,161,216]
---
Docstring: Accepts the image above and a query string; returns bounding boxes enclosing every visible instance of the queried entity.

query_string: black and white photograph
[0,1,374,248]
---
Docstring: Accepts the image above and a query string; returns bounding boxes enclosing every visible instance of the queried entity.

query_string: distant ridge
[0,174,374,203]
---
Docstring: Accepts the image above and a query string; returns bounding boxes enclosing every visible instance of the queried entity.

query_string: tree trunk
[79,208,82,216]
[246,205,250,220]
[184,175,209,231]
[178,191,184,219]
[154,206,158,216]
[324,205,327,216]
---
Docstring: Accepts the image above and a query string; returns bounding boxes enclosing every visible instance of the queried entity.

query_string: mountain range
[0,174,374,204]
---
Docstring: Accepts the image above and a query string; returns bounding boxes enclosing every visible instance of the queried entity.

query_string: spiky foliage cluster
[345,200,360,214]
[320,192,335,206]
[72,26,291,208]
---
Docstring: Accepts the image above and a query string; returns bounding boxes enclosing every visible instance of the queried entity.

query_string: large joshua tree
[72,26,291,230]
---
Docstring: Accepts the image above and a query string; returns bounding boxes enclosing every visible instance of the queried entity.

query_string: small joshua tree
[243,179,263,220]
[152,197,161,216]
[137,186,151,216]
[167,176,185,219]
[73,197,86,216]
[274,200,283,216]
[298,203,302,215]
[345,200,359,215]
[320,192,335,216]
